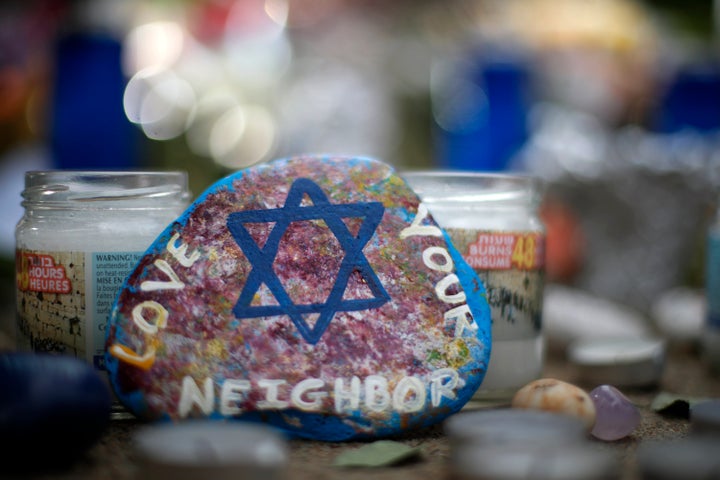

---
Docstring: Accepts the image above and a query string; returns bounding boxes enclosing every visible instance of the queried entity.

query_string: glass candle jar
[15,171,190,372]
[403,171,546,400]
[704,206,720,374]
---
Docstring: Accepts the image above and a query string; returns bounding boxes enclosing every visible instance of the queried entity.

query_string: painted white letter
[220,379,251,416]
[140,259,185,291]
[400,204,442,239]
[422,246,453,272]
[435,273,466,304]
[430,368,461,406]
[179,376,214,417]
[167,233,201,268]
[364,375,391,412]
[291,378,327,411]
[131,300,168,334]
[444,304,478,337]
[257,379,289,409]
[334,376,361,413]
[392,376,426,413]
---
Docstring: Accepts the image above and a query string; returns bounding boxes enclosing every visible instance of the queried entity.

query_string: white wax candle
[444,409,616,480]
[133,420,289,480]
[568,336,666,388]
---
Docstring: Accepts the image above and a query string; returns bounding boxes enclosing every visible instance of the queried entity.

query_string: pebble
[589,385,640,441]
[511,378,597,430]
[0,352,112,470]
[105,155,492,441]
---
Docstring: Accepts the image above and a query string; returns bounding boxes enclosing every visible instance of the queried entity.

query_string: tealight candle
[133,420,289,480]
[637,438,720,480]
[444,409,617,480]
[690,399,720,437]
[444,408,588,447]
[450,442,619,480]
[568,337,666,388]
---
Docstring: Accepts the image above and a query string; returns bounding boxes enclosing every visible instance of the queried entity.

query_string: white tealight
[445,409,616,480]
[452,443,619,480]
[651,287,705,344]
[133,420,289,480]
[543,285,652,353]
[568,337,666,388]
[637,438,720,480]
[445,408,588,446]
[690,399,720,437]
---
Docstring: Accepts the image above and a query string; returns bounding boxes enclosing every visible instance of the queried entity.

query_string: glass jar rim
[401,170,542,205]
[22,170,191,209]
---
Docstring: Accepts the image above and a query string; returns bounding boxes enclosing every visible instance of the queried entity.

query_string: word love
[108,232,199,369]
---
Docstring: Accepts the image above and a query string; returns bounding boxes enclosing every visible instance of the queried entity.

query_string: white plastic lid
[690,399,720,436]
[133,420,288,480]
[444,408,588,446]
[568,336,666,387]
[637,438,720,480]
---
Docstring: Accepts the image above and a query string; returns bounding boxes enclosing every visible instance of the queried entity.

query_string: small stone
[105,155,492,441]
[589,385,640,441]
[0,352,112,469]
[511,378,596,429]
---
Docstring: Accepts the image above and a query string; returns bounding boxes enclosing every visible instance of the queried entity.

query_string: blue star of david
[226,178,390,344]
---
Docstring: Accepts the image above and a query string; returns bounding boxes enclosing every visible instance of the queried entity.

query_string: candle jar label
[16,249,143,369]
[445,229,545,341]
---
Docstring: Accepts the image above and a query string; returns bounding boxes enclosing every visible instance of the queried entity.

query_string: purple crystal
[589,385,641,441]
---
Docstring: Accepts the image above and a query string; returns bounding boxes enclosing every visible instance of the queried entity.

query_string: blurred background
[2,0,720,343]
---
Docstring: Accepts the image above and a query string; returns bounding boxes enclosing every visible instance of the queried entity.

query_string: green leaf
[333,440,423,467]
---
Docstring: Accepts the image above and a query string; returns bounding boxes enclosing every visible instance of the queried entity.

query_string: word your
[400,204,478,338]
[179,369,461,417]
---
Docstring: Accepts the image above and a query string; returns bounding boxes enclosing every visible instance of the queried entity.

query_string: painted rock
[105,155,491,441]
